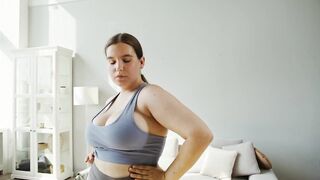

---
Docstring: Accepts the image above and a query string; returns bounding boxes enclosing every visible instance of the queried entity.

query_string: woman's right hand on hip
[84,152,95,164]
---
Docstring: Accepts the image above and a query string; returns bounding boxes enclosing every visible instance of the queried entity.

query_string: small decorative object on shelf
[12,46,73,180]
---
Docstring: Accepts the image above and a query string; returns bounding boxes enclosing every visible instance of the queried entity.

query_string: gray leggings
[87,163,133,180]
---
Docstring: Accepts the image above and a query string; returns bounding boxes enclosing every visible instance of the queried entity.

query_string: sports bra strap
[91,83,147,121]
[91,93,120,121]
[127,83,147,113]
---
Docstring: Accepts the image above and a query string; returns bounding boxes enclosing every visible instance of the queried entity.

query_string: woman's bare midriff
[94,158,131,178]
[92,94,167,178]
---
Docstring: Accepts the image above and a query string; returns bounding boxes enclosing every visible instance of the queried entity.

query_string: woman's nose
[115,61,124,71]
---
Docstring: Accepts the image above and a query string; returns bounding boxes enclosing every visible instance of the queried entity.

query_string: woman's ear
[139,57,145,69]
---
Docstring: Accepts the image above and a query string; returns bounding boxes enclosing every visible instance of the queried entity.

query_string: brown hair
[105,33,148,83]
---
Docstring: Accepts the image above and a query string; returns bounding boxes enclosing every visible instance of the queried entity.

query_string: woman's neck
[120,80,145,93]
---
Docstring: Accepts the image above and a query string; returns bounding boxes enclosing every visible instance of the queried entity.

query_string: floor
[0,174,10,180]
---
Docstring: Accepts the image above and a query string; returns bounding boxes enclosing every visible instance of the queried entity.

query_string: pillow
[254,147,272,170]
[158,137,179,171]
[158,156,175,171]
[222,141,260,177]
[188,137,242,173]
[200,146,237,179]
[211,138,243,148]
[161,137,179,157]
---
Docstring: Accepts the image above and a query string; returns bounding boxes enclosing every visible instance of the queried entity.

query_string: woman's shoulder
[140,83,173,102]
[138,84,170,110]
[142,83,165,94]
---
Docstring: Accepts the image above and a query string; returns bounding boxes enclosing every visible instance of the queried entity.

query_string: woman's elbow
[192,127,214,145]
[204,129,214,144]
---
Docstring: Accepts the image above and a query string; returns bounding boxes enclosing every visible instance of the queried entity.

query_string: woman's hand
[84,152,95,165]
[128,165,166,180]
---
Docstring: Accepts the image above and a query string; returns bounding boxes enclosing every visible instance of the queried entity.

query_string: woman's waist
[94,158,131,178]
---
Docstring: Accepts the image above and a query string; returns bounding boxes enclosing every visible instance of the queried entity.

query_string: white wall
[28,0,320,179]
[0,0,28,48]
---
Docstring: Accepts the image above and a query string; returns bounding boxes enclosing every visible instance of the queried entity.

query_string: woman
[86,33,213,180]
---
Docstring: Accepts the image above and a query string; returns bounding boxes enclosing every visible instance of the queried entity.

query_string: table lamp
[73,86,99,156]
[73,86,99,106]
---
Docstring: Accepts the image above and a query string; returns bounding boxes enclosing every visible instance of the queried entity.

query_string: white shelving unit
[11,46,73,180]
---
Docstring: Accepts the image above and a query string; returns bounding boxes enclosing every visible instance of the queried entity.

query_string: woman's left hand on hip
[128,165,165,180]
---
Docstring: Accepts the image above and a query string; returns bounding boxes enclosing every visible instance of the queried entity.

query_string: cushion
[211,138,243,148]
[249,169,277,180]
[200,146,237,179]
[182,174,245,180]
[158,156,175,171]
[222,141,260,177]
[254,147,272,170]
[187,137,242,173]
[180,173,220,180]
[161,136,179,157]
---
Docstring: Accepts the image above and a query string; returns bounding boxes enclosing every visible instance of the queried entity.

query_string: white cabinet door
[14,130,33,174]
[35,132,54,176]
[15,57,33,96]
[36,55,54,95]
[12,47,73,180]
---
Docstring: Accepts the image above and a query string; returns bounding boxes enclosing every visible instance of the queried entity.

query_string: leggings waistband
[88,163,133,180]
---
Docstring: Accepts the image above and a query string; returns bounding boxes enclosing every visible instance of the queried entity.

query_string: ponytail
[141,74,148,83]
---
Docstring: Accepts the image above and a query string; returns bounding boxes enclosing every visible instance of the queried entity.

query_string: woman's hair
[105,33,148,83]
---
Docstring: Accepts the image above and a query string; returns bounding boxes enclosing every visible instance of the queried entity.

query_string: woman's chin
[115,81,126,86]
[114,81,128,88]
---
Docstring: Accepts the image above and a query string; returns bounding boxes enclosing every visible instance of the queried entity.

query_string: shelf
[15,94,32,98]
[36,128,53,134]
[14,127,31,132]
[36,111,53,114]
[16,149,30,154]
[36,94,54,98]
[15,94,54,98]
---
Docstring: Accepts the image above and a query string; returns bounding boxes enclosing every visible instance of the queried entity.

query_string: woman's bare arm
[142,85,213,179]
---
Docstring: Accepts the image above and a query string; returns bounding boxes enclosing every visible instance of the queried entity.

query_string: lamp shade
[73,86,99,105]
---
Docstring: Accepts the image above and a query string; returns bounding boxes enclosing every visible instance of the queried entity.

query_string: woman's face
[106,42,144,88]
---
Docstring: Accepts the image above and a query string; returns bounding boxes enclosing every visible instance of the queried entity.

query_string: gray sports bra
[86,83,166,165]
